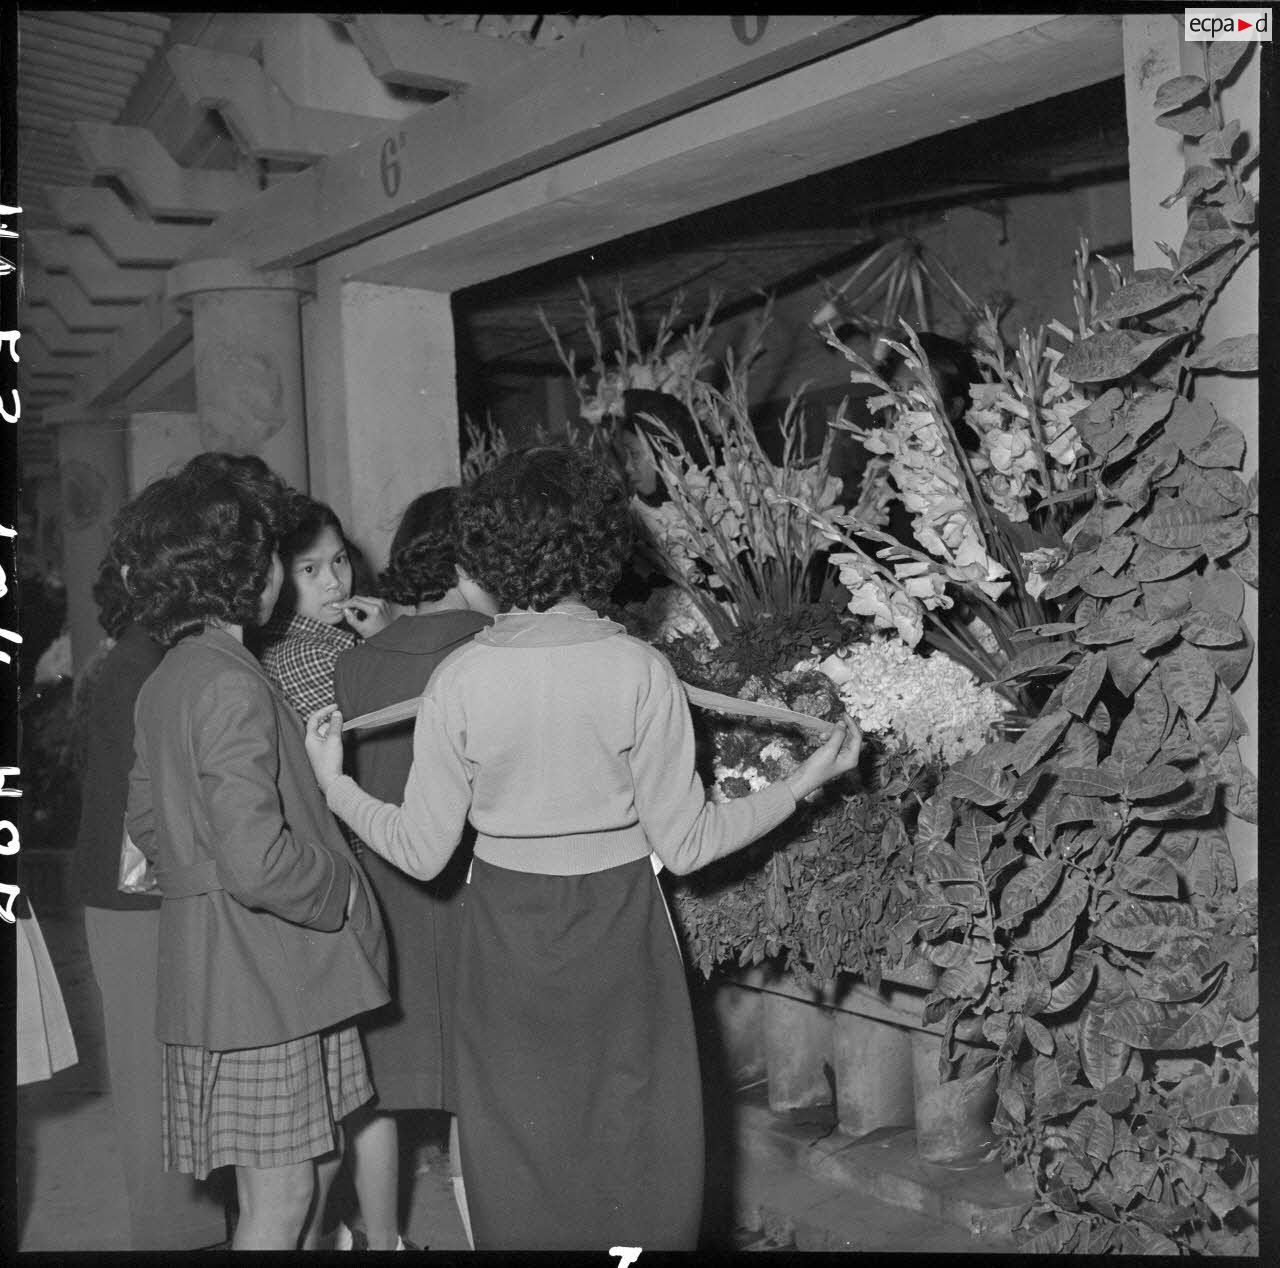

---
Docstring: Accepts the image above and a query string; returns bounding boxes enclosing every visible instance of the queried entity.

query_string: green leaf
[941,755,1013,807]
[1191,566,1246,620]
[1017,877,1089,951]
[1203,118,1243,159]
[1185,420,1246,470]
[1044,956,1095,1014]
[1075,613,1139,646]
[1061,651,1108,717]
[1132,618,1180,655]
[1023,1015,1055,1056]
[1178,608,1243,647]
[1207,42,1250,83]
[1230,516,1258,587]
[1125,765,1186,802]
[1187,333,1257,372]
[1057,329,1185,384]
[1095,534,1137,576]
[1055,766,1123,799]
[921,850,982,884]
[1001,857,1064,924]
[1153,74,1207,111]
[1218,744,1257,823]
[914,794,954,850]
[992,640,1075,683]
[1156,102,1215,136]
[1177,227,1243,277]
[1113,855,1180,898]
[1139,942,1214,1002]
[1139,501,1221,548]
[1008,708,1072,775]
[1160,642,1218,717]
[1079,1006,1133,1089]
[1095,899,1195,952]
[1160,164,1225,208]
[1141,573,1195,621]
[1222,191,1256,225]
[1163,395,1217,451]
[1106,642,1155,699]
[1099,1074,1138,1115]
[1094,277,1192,323]
[1129,542,1203,582]
[1182,466,1250,516]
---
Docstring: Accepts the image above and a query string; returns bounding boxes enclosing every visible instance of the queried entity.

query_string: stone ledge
[734,1087,1028,1246]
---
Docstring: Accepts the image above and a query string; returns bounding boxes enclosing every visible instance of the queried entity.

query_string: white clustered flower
[799,636,1008,768]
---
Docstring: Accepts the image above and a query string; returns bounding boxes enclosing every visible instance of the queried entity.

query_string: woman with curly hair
[306,445,861,1250]
[123,467,389,1250]
[323,487,493,1251]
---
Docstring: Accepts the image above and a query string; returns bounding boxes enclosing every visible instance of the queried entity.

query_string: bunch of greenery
[888,44,1258,1255]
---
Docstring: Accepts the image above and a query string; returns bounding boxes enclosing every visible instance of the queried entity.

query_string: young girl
[330,487,495,1251]
[260,496,392,720]
[124,466,390,1251]
[306,446,861,1251]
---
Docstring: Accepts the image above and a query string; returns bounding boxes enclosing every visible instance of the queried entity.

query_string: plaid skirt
[162,1025,372,1180]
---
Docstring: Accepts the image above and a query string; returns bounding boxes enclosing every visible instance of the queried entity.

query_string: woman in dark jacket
[124,464,388,1251]
[331,487,493,1250]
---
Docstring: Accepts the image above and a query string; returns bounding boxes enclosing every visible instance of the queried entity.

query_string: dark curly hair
[456,446,632,611]
[123,471,281,648]
[379,487,460,605]
[178,451,296,541]
[93,452,294,638]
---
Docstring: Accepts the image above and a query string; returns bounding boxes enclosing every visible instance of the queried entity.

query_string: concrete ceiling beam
[71,122,260,221]
[166,43,396,163]
[45,186,205,266]
[333,14,535,92]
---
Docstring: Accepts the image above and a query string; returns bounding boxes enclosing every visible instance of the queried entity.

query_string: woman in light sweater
[305,446,861,1251]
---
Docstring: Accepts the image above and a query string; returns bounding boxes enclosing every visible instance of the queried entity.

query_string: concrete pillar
[52,416,129,672]
[303,265,459,568]
[167,259,312,491]
[126,411,203,492]
[1122,16,1259,884]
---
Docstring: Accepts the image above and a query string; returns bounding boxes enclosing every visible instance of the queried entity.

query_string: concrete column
[1122,16,1259,884]
[304,264,459,568]
[167,259,313,491]
[53,416,129,672]
[126,411,203,492]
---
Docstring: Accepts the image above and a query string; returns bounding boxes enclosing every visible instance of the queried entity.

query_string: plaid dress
[163,1025,372,1179]
[259,611,359,721]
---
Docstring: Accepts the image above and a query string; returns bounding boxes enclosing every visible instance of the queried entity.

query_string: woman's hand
[341,595,393,636]
[784,715,862,803]
[305,705,346,794]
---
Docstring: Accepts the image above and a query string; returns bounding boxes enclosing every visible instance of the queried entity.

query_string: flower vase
[761,967,834,1113]
[910,1030,998,1166]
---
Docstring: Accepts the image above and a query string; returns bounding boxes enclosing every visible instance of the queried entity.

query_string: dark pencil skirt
[454,856,704,1252]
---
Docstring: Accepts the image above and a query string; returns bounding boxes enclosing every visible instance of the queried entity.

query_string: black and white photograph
[2,10,1264,1257]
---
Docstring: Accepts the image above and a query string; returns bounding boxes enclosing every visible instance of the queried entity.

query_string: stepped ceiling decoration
[15,12,1128,427]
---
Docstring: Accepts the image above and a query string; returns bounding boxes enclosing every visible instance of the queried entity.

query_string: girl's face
[290,525,353,625]
[258,552,285,625]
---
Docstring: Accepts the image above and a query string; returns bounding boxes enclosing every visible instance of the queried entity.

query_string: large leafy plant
[891,45,1258,1255]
